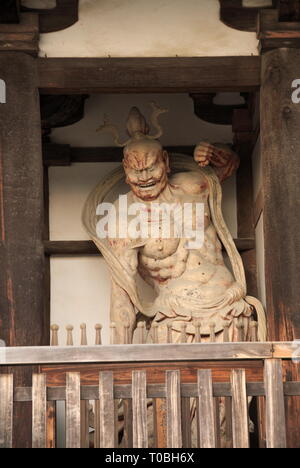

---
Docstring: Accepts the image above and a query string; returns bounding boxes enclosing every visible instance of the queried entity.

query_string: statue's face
[123,149,169,201]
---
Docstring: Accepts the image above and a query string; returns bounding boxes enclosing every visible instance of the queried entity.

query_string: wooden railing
[0,342,299,449]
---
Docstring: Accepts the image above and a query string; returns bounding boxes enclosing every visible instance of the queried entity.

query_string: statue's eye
[149,166,155,172]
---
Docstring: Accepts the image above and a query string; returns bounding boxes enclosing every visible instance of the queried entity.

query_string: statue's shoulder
[169,171,209,195]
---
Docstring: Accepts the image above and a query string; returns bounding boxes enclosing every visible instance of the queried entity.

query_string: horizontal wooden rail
[0,342,275,365]
[12,381,300,402]
[44,238,256,256]
[37,56,261,94]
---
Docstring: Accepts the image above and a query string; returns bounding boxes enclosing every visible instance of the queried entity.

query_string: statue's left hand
[194,142,239,181]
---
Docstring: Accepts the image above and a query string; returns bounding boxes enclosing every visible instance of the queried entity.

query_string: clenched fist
[194,142,239,181]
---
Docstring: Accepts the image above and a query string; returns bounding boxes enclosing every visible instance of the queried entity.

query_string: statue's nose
[139,170,151,181]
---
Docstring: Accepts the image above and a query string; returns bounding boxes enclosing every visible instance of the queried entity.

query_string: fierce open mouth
[138,182,157,190]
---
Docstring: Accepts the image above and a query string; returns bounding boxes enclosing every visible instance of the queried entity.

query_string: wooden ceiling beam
[37,57,261,94]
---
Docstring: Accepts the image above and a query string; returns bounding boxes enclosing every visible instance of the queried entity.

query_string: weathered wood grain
[231,369,249,448]
[99,371,114,448]
[46,401,56,449]
[261,48,300,447]
[32,374,47,449]
[37,57,261,94]
[197,370,216,448]
[12,381,274,402]
[66,373,81,449]
[264,359,286,448]
[0,52,47,447]
[181,397,191,448]
[0,374,13,448]
[0,342,273,365]
[166,370,182,448]
[132,370,148,448]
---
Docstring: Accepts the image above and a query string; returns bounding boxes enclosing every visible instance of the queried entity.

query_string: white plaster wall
[39,0,259,58]
[49,93,237,344]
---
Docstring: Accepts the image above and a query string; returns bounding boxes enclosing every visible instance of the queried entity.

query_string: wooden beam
[261,47,300,447]
[0,342,273,365]
[37,57,261,94]
[43,238,255,256]
[43,144,196,165]
[0,53,48,446]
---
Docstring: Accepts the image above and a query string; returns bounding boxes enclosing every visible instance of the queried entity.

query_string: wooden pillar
[261,48,300,447]
[0,53,48,447]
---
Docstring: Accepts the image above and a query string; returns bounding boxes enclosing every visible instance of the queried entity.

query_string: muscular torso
[137,171,235,298]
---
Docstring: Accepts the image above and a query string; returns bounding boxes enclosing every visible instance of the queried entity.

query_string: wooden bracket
[190,93,247,125]
[219,0,275,32]
[22,0,79,33]
[40,94,88,136]
[0,12,38,56]
[258,8,300,52]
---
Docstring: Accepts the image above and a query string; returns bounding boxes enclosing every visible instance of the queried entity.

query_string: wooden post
[0,52,46,448]
[261,48,300,447]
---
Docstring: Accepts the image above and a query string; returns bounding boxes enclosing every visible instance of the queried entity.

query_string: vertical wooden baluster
[167,322,173,344]
[80,324,89,448]
[166,370,182,448]
[49,326,58,448]
[80,323,87,346]
[99,372,115,448]
[209,321,216,343]
[223,321,230,342]
[123,399,133,448]
[95,324,102,345]
[180,323,187,343]
[237,318,245,342]
[137,322,145,344]
[66,325,74,346]
[110,322,116,345]
[50,324,59,346]
[66,373,81,449]
[132,371,148,448]
[94,326,102,449]
[124,323,130,345]
[181,397,191,448]
[197,370,216,448]
[0,374,13,448]
[231,369,249,448]
[152,322,159,344]
[194,320,201,343]
[225,397,233,449]
[47,398,56,449]
[214,397,221,448]
[264,359,286,448]
[32,374,47,449]
[250,321,258,342]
